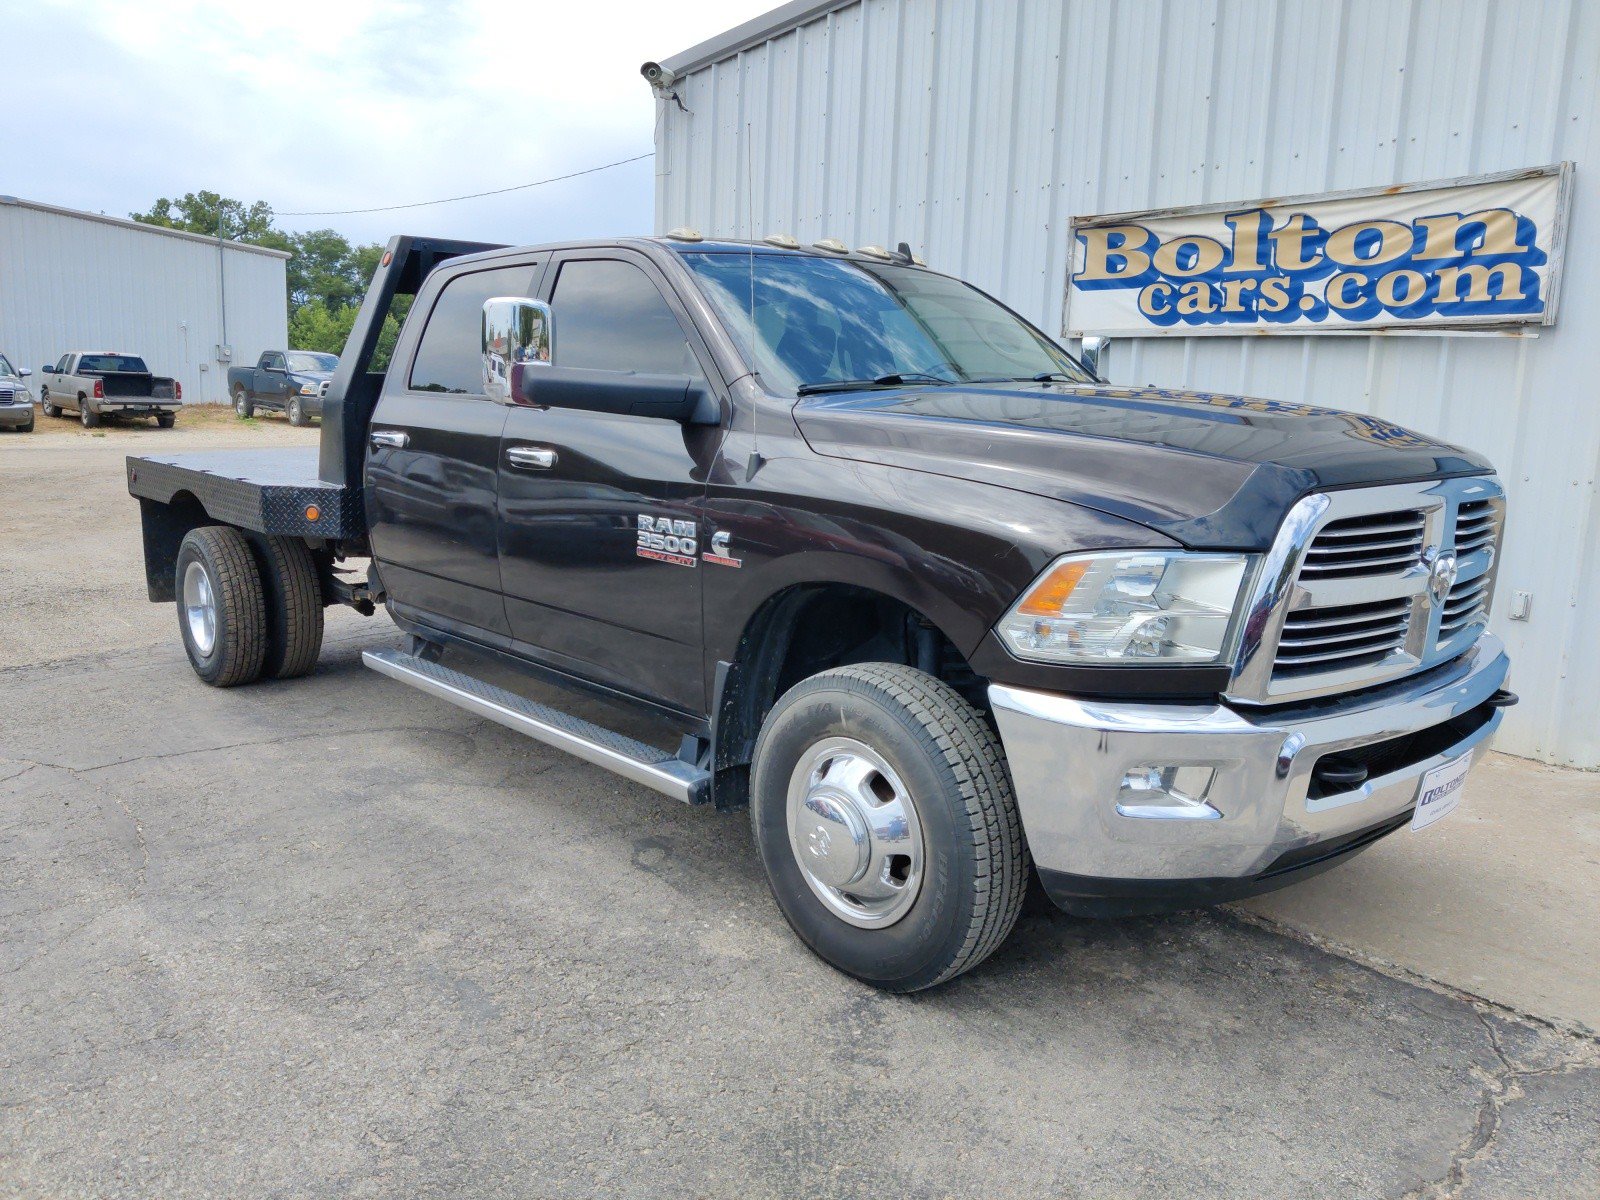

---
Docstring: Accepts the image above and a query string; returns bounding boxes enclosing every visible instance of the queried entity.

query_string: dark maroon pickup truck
[124,233,1515,991]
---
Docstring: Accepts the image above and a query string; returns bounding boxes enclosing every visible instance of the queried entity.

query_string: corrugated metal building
[0,196,289,406]
[653,0,1600,767]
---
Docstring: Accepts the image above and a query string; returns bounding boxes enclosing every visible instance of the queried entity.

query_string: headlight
[996,550,1257,665]
[298,382,317,394]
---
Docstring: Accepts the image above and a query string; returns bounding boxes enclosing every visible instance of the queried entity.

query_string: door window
[550,259,703,378]
[408,263,541,395]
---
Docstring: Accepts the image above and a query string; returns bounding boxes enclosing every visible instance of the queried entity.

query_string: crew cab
[125,234,1515,992]
[41,351,181,427]
[228,350,338,426]
[0,352,34,432]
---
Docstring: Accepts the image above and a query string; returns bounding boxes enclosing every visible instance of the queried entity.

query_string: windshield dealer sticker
[637,515,698,567]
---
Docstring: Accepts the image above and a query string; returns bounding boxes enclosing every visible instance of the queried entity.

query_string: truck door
[262,351,291,407]
[365,258,545,642]
[497,252,719,716]
[51,355,72,406]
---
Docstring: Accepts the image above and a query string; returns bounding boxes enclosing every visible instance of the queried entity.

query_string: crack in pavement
[6,722,482,777]
[1396,1009,1600,1199]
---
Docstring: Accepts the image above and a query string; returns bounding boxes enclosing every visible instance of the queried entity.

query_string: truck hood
[792,383,1494,549]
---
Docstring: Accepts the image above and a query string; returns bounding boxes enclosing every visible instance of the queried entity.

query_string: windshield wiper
[796,372,959,396]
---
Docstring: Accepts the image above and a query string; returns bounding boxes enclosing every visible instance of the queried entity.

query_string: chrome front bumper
[989,635,1509,915]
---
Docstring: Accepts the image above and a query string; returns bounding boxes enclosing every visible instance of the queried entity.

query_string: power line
[275,151,655,217]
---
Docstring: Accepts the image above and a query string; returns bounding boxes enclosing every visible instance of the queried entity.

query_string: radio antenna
[745,120,763,478]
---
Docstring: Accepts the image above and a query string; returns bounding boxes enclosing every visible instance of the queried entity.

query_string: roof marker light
[665,227,704,242]
[812,238,849,254]
[856,245,894,260]
[762,233,800,248]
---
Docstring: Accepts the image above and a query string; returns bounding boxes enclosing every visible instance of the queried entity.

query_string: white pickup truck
[39,351,182,428]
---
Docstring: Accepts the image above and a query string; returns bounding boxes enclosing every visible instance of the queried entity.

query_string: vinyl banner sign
[1065,164,1573,337]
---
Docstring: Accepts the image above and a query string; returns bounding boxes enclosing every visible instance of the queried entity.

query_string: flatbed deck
[127,448,362,539]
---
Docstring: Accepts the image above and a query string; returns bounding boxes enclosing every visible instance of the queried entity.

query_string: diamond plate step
[362,648,710,803]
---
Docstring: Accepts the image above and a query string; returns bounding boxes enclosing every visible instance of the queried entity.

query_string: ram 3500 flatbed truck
[126,233,1516,991]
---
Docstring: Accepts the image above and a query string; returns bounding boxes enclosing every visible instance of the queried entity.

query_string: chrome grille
[1438,576,1490,643]
[1452,499,1498,556]
[1231,477,1506,704]
[1297,511,1426,580]
[0,388,15,403]
[1274,597,1411,678]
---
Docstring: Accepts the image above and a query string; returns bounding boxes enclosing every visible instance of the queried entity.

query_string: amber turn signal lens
[1014,559,1092,616]
[305,505,320,522]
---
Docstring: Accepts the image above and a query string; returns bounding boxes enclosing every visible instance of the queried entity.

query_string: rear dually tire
[175,526,268,687]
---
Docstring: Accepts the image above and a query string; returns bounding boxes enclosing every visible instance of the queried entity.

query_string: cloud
[4,0,768,245]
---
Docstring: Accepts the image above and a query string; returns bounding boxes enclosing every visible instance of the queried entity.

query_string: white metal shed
[0,196,289,407]
[652,0,1600,767]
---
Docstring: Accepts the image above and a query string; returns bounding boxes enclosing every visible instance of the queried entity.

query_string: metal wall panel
[657,0,1600,766]
[0,198,289,406]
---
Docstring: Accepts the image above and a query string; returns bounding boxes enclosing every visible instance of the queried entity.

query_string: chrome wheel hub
[183,560,217,656]
[786,737,924,928]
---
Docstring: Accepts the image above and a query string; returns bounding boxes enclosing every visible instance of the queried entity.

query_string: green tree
[132,191,291,251]
[133,191,391,359]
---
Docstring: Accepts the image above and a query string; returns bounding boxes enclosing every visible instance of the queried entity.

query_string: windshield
[287,352,338,374]
[0,355,14,378]
[78,354,149,373]
[681,251,1091,394]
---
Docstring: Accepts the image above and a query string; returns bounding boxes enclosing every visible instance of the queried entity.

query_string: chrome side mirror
[18,368,31,378]
[483,297,554,402]
[1080,335,1109,380]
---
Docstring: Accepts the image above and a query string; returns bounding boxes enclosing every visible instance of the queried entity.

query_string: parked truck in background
[124,233,1516,992]
[228,350,338,426]
[40,351,180,428]
[0,353,35,433]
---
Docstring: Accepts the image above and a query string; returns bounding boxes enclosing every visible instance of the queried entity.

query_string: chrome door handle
[370,430,408,449]
[506,446,557,470]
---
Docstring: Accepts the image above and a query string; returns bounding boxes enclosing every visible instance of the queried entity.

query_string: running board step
[362,648,710,804]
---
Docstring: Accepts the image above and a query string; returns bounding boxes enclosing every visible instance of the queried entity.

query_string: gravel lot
[2,422,1597,1198]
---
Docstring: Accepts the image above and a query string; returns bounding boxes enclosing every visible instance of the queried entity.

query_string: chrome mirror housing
[482,297,554,402]
[1080,335,1109,381]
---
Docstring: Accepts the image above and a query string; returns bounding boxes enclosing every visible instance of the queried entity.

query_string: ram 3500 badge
[126,234,1515,992]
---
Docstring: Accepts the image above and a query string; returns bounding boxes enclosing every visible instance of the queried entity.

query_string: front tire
[751,662,1028,992]
[287,396,308,427]
[175,527,267,687]
[41,391,59,418]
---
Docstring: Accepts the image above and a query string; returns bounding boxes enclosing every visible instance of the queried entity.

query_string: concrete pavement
[2,431,1598,1197]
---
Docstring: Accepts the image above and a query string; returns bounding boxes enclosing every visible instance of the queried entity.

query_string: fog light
[1116,765,1221,820]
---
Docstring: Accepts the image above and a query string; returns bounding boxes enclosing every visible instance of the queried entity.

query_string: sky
[3,0,772,248]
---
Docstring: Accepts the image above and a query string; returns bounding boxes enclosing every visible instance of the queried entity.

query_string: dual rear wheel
[176,526,324,686]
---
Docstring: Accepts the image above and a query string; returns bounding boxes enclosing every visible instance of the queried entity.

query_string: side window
[265,352,285,370]
[56,355,71,372]
[408,263,541,394]
[551,259,702,378]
